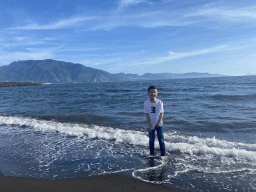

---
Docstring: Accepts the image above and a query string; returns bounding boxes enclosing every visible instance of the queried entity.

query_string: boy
[144,85,165,158]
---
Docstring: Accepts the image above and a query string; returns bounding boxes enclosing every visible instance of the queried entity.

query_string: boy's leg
[148,129,155,156]
[156,126,165,156]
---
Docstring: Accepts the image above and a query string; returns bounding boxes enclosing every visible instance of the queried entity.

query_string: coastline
[0,172,186,192]
[0,82,41,87]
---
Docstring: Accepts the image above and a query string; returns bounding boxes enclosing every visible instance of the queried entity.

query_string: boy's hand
[155,113,163,128]
[148,127,153,132]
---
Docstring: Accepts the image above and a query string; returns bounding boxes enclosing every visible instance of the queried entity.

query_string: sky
[1,0,256,76]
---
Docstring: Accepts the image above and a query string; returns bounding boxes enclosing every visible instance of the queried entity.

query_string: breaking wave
[1,115,256,162]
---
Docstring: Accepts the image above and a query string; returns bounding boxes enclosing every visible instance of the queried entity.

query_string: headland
[0,82,41,87]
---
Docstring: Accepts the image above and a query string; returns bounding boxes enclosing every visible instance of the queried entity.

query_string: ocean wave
[0,115,148,146]
[1,115,256,162]
[211,94,256,101]
[105,89,133,93]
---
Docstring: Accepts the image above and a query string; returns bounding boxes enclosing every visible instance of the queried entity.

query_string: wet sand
[0,172,186,192]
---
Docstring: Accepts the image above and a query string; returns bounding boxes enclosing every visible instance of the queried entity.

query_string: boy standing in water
[144,85,166,158]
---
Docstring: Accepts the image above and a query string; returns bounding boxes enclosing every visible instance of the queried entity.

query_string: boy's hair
[148,85,157,93]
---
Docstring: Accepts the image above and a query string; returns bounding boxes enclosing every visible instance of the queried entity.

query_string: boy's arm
[155,101,164,128]
[155,113,163,128]
[145,113,153,132]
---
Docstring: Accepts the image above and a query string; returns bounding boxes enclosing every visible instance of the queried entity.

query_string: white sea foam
[1,115,256,162]
[132,161,169,184]
[0,115,148,146]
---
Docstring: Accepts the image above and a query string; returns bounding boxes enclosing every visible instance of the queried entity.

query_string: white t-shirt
[144,99,164,130]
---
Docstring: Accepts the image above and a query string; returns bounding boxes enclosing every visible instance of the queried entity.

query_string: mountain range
[117,72,224,80]
[0,59,224,83]
[0,59,129,83]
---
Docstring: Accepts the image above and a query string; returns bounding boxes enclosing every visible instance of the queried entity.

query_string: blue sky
[1,0,256,76]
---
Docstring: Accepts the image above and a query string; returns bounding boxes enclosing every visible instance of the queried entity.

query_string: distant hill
[116,72,225,80]
[0,59,129,83]
[0,59,226,83]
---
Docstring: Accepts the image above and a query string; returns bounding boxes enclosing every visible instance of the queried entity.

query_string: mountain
[0,59,129,83]
[0,59,226,83]
[116,72,225,80]
[244,73,256,76]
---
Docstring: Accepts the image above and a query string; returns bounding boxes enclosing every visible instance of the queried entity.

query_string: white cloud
[7,2,196,32]
[185,6,256,23]
[4,2,256,33]
[92,10,197,30]
[116,0,146,12]
[8,4,233,32]
[14,37,30,41]
[134,45,247,66]
[0,49,54,66]
[10,16,95,30]
[3,40,46,48]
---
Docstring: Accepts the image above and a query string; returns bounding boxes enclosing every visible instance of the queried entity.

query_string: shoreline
[0,82,41,87]
[0,172,186,192]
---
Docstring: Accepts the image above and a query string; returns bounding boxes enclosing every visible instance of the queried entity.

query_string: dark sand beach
[0,172,185,192]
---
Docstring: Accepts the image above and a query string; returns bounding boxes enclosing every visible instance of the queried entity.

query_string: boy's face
[148,88,158,99]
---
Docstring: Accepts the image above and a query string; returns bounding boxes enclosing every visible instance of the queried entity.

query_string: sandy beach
[0,172,186,192]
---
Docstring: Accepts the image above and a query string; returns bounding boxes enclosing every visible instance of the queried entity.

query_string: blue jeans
[148,126,165,156]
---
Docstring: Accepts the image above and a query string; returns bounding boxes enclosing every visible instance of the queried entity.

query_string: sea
[0,76,256,192]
